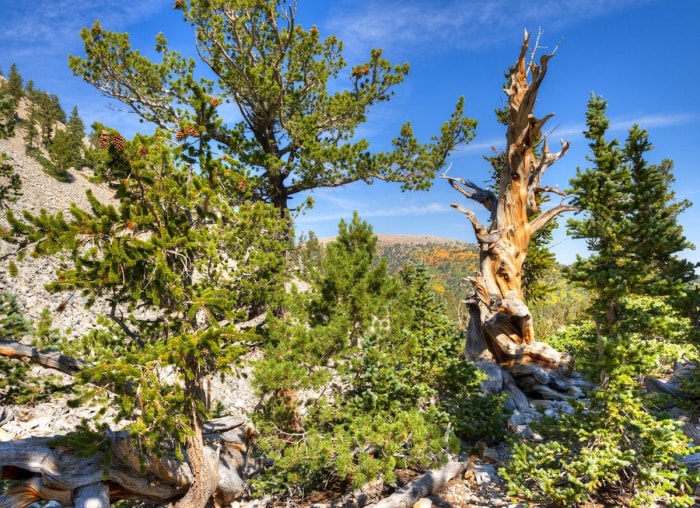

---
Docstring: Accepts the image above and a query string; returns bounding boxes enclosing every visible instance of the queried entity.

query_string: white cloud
[297,196,450,225]
[2,1,164,55]
[325,0,656,58]
[610,113,697,131]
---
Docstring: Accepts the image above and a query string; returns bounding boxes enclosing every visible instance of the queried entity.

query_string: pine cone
[98,131,110,149]
[176,130,186,141]
[111,133,126,151]
[138,146,149,157]
[210,97,222,107]
[183,125,200,138]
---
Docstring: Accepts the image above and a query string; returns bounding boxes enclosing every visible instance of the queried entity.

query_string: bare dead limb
[534,185,568,198]
[0,338,90,376]
[441,173,497,212]
[530,203,579,234]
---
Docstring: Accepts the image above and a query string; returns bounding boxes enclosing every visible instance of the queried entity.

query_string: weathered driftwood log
[370,458,468,508]
[0,416,250,508]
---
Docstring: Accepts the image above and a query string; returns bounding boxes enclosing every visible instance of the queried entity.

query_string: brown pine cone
[183,125,200,137]
[98,131,110,149]
[111,133,126,151]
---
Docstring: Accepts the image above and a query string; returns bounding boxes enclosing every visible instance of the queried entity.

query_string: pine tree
[624,125,696,295]
[309,212,394,346]
[69,0,475,219]
[252,218,490,497]
[6,63,23,103]
[47,106,86,175]
[0,90,15,139]
[0,293,34,403]
[47,129,74,179]
[22,100,39,153]
[66,105,86,168]
[6,127,290,505]
[0,153,21,207]
[26,88,65,146]
[567,94,696,326]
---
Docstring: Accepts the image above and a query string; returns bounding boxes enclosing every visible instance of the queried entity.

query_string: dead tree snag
[444,30,577,398]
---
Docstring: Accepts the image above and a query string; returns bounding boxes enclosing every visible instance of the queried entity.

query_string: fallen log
[644,376,687,399]
[370,458,468,508]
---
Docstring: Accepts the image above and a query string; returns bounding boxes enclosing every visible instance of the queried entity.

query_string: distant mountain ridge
[321,233,473,248]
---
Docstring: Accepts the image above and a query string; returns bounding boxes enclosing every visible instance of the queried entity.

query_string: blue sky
[1,0,699,267]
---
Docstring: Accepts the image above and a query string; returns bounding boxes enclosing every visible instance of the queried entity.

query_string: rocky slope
[0,129,532,507]
[1,127,697,507]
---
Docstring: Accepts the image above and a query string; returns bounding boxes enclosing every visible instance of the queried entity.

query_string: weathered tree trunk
[372,458,468,508]
[0,416,249,508]
[444,30,577,398]
[0,339,250,507]
[170,364,219,508]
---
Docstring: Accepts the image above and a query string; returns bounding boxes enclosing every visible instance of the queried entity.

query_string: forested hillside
[1,3,699,507]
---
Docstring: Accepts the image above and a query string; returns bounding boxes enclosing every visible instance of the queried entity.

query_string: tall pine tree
[68,0,475,220]
[567,94,696,325]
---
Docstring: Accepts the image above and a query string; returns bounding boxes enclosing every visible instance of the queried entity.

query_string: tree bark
[73,482,110,508]
[0,415,249,507]
[444,30,575,398]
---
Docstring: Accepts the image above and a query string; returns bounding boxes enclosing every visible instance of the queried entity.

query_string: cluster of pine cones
[98,131,126,151]
[175,125,200,141]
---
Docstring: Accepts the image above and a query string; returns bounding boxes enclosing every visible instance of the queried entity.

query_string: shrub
[501,331,699,507]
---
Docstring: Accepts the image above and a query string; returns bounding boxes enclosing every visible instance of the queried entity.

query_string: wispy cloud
[547,112,696,141]
[297,198,450,225]
[363,203,450,218]
[609,113,697,131]
[2,1,163,56]
[325,0,656,58]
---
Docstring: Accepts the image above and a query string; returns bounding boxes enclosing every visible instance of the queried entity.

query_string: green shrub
[251,219,506,498]
[501,333,699,507]
[35,153,70,182]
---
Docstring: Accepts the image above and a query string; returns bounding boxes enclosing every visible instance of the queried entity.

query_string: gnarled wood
[444,30,576,399]
[0,416,250,508]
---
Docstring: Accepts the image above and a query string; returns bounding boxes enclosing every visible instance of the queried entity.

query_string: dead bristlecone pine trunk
[443,30,582,403]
